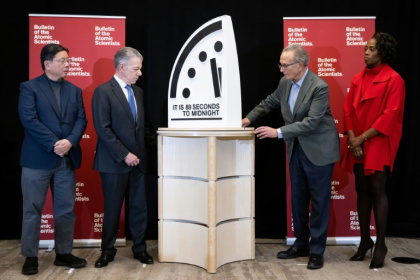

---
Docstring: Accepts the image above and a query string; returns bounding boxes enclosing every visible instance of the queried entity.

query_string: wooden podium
[157,128,255,273]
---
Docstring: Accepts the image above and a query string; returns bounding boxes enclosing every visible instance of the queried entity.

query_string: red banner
[29,14,126,247]
[283,17,375,245]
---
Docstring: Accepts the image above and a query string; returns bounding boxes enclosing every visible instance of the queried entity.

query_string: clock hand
[210,58,221,98]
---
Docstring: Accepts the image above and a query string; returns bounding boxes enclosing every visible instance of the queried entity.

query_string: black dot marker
[199,51,207,62]
[214,41,223,52]
[188,68,196,78]
[183,88,190,98]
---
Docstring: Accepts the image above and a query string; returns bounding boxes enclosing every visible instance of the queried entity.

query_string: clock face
[182,41,223,99]
[168,15,242,128]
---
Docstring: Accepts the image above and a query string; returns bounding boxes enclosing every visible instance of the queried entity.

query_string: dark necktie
[125,84,136,122]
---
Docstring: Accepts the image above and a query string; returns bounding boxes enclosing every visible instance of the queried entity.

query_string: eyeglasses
[52,59,72,65]
[278,61,299,69]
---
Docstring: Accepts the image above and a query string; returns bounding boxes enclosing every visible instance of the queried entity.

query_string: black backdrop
[2,0,419,240]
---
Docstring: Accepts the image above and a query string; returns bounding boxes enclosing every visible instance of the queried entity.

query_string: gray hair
[282,44,309,66]
[114,47,143,69]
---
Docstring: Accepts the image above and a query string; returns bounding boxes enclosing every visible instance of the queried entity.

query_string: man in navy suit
[18,44,88,275]
[242,44,340,269]
[92,47,155,268]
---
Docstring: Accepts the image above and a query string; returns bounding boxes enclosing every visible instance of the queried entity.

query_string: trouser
[21,159,76,257]
[289,141,335,255]
[99,167,148,254]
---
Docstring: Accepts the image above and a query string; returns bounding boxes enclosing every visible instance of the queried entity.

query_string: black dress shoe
[307,254,324,269]
[277,246,310,259]
[22,257,38,275]
[95,250,117,268]
[54,253,87,268]
[134,251,154,264]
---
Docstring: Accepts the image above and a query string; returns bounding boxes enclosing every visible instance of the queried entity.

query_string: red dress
[339,63,405,175]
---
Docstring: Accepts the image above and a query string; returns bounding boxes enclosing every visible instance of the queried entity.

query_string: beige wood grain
[216,177,252,223]
[161,178,209,224]
[216,137,254,177]
[216,219,254,268]
[157,128,255,273]
[162,136,208,178]
[159,222,208,269]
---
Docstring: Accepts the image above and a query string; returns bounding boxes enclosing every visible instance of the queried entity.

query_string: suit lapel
[293,71,313,117]
[282,81,293,120]
[111,78,136,126]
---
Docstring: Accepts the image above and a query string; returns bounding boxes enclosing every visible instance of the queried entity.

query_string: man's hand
[255,126,278,139]
[54,139,72,157]
[241,118,251,127]
[124,152,140,166]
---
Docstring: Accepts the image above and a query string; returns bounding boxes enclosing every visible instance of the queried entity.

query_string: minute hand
[210,58,221,98]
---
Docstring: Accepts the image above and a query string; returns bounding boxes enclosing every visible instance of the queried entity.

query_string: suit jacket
[18,74,87,169]
[92,77,153,173]
[247,69,340,166]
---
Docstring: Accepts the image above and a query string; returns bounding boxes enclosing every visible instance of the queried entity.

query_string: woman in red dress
[340,32,405,269]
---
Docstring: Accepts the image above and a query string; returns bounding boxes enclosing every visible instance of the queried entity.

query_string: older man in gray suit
[242,44,340,269]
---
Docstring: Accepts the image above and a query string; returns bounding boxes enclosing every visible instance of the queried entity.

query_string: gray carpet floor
[1,237,419,279]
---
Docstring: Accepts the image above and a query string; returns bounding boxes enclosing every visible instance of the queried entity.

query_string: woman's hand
[350,145,364,159]
[348,134,364,149]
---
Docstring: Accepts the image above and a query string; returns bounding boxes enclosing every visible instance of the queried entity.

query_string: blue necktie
[125,84,136,122]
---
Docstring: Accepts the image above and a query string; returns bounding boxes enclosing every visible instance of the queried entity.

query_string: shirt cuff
[277,128,283,139]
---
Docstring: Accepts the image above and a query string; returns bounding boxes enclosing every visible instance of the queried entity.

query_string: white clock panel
[168,15,242,128]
